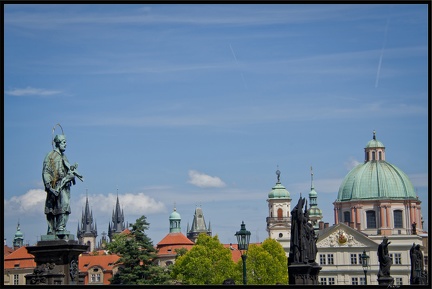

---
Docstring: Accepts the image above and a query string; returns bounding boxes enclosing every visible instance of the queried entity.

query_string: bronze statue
[377,236,392,277]
[42,125,83,235]
[288,196,318,265]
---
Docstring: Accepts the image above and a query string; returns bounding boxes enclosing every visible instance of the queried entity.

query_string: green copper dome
[268,183,291,199]
[365,139,385,148]
[169,210,181,220]
[337,161,417,201]
[308,206,322,217]
[309,188,318,197]
[14,228,23,238]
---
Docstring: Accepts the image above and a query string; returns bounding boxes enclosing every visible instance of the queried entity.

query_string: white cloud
[5,87,62,97]
[345,157,361,171]
[187,170,226,188]
[4,189,46,216]
[82,192,166,215]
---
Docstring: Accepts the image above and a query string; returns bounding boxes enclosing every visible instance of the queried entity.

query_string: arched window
[277,208,283,220]
[366,210,376,228]
[372,151,376,160]
[394,210,403,228]
[365,151,368,162]
[378,151,382,160]
[344,211,351,224]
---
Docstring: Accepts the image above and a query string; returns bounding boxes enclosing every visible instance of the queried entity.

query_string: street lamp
[360,249,370,285]
[235,221,251,285]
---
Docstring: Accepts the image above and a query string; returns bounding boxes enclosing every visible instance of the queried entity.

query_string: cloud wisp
[5,87,62,97]
[187,170,226,188]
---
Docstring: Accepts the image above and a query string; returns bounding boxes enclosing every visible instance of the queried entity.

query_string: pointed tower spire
[187,205,212,242]
[13,221,24,249]
[308,166,323,230]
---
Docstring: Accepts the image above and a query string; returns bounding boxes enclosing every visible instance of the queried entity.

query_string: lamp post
[235,221,251,285]
[360,250,370,285]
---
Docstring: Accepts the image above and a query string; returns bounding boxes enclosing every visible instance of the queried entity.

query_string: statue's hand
[49,187,59,196]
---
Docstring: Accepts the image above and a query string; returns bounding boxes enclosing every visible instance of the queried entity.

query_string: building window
[277,208,283,220]
[327,254,334,265]
[372,151,376,160]
[394,210,403,228]
[320,254,326,265]
[351,277,358,285]
[360,277,366,285]
[366,210,376,228]
[350,253,357,265]
[395,278,403,285]
[394,253,402,264]
[13,274,19,285]
[320,277,327,285]
[90,273,101,283]
[378,151,382,160]
[343,211,351,224]
[328,277,335,285]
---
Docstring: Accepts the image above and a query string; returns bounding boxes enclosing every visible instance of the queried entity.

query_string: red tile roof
[78,253,121,272]
[4,245,14,256]
[156,233,194,257]
[223,242,262,263]
[4,246,36,269]
[157,232,195,247]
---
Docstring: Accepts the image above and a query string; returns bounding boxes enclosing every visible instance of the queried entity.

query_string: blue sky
[4,3,429,248]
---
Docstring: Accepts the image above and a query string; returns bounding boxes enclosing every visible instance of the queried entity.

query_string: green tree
[171,234,239,284]
[174,247,188,259]
[236,238,288,284]
[107,215,171,284]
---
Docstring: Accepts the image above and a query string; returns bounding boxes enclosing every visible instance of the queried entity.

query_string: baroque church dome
[337,131,416,202]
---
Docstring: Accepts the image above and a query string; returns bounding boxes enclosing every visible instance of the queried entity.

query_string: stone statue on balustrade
[410,243,427,284]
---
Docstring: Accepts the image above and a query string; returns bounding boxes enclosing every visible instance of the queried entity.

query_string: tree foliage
[171,234,239,284]
[107,215,171,284]
[236,238,288,285]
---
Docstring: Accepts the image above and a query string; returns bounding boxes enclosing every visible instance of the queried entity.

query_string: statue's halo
[52,123,65,149]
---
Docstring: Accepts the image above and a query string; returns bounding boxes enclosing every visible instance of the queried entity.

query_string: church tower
[187,206,212,243]
[108,192,127,242]
[308,167,323,230]
[13,221,24,250]
[266,169,291,253]
[77,193,98,252]
[170,205,181,233]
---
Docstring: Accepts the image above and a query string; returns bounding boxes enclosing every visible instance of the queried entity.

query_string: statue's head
[53,134,67,152]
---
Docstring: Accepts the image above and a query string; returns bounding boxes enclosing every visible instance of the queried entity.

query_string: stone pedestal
[25,237,88,285]
[288,263,322,285]
[377,276,394,286]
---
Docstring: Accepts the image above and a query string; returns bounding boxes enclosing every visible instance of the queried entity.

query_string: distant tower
[13,221,24,250]
[187,206,212,243]
[156,205,195,267]
[77,193,98,252]
[108,192,126,242]
[308,166,323,230]
[266,168,291,254]
[170,205,181,233]
[98,231,108,249]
